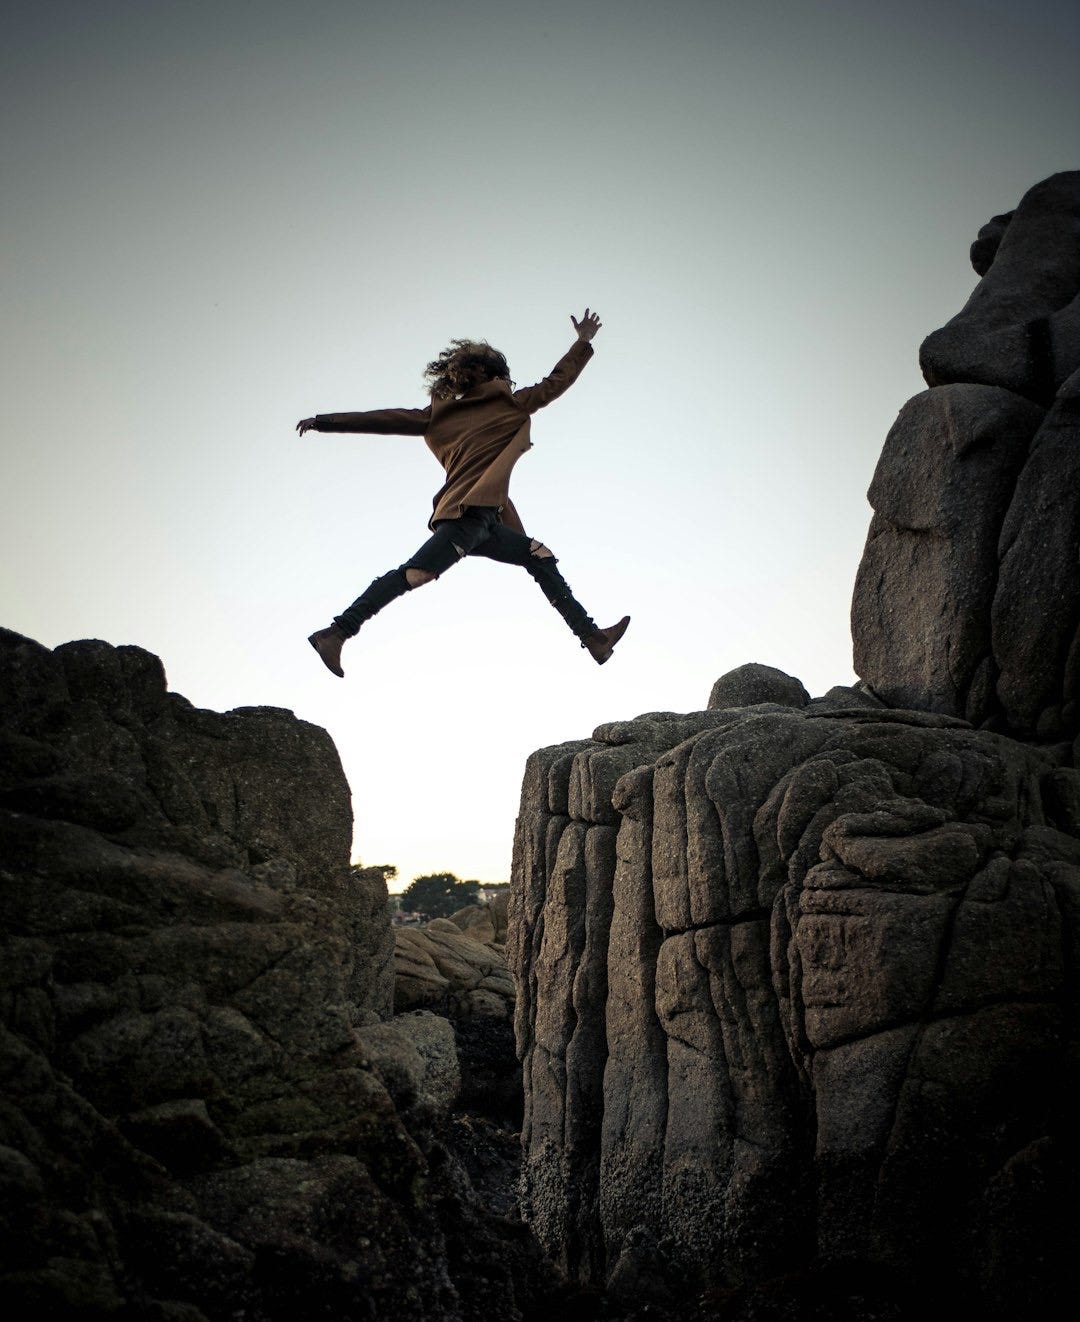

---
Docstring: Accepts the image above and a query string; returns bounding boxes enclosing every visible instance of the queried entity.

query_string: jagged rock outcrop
[0,628,556,1320]
[511,687,1079,1317]
[394,895,514,1019]
[853,171,1080,738]
[920,172,1080,402]
[511,172,1080,1321]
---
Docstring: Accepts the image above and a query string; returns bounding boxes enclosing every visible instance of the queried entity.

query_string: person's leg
[334,508,499,635]
[469,526,600,641]
[309,509,500,675]
[471,524,629,661]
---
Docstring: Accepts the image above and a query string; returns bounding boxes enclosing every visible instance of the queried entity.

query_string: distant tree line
[351,863,505,920]
[398,873,480,919]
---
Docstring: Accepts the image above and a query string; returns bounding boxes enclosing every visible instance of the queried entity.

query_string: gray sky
[3,0,1078,889]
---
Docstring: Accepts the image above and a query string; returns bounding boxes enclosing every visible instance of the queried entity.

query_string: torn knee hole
[529,540,554,559]
[405,568,435,588]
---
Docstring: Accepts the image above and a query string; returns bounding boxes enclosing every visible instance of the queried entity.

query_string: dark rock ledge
[0,628,560,1322]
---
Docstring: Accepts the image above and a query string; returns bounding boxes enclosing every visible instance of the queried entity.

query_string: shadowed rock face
[0,629,553,1321]
[969,211,1014,278]
[920,171,1080,403]
[854,172,1080,739]
[510,693,1079,1316]
[394,897,522,1128]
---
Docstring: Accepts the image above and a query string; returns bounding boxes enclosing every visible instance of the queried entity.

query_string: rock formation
[854,171,1080,738]
[394,895,514,1019]
[510,173,1080,1320]
[393,897,523,1190]
[0,628,554,1320]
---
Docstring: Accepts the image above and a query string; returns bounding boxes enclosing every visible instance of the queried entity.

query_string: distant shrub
[399,873,481,919]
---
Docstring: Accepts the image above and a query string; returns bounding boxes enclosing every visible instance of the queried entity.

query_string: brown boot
[308,624,347,677]
[583,615,630,665]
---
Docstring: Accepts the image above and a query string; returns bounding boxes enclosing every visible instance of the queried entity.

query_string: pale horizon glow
[2,0,1078,890]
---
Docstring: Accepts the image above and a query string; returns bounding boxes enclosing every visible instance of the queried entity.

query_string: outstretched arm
[512,308,602,414]
[296,404,432,437]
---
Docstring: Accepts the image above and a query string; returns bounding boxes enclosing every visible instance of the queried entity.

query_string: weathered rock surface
[355,1011,460,1123]
[920,170,1080,402]
[993,366,1080,738]
[853,171,1080,740]
[452,891,510,944]
[394,896,515,1019]
[510,676,1079,1317]
[852,384,1044,721]
[0,628,557,1320]
[708,662,811,712]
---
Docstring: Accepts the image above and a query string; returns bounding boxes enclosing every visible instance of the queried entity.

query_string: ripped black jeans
[333,507,598,641]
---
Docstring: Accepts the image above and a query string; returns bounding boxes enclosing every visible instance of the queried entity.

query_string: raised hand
[571,308,602,342]
[296,417,317,436]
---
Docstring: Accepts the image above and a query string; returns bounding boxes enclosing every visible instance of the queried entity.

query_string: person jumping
[297,308,629,677]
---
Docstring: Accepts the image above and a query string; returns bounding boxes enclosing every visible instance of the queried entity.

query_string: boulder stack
[853,171,1080,739]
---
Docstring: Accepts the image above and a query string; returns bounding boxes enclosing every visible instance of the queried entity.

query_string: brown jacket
[314,339,594,534]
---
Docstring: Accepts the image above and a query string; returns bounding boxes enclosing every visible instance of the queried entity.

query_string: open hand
[571,308,602,341]
[296,417,317,436]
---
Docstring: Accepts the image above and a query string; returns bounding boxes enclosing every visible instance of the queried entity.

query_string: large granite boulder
[510,692,1079,1317]
[853,172,1080,740]
[0,628,555,1320]
[852,384,1044,722]
[707,662,811,712]
[393,901,515,1020]
[919,170,1080,402]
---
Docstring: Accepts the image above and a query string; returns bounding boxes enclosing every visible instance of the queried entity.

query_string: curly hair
[423,339,511,400]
